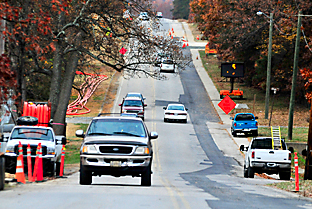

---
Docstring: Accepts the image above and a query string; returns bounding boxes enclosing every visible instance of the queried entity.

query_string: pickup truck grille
[14,145,47,156]
[99,146,133,154]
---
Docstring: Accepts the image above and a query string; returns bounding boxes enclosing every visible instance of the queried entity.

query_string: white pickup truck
[0,117,66,177]
[240,137,293,180]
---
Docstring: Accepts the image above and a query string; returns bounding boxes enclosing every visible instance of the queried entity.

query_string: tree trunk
[52,32,82,135]
[49,40,63,119]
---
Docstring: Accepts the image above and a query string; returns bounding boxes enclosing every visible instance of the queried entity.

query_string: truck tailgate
[254,149,290,163]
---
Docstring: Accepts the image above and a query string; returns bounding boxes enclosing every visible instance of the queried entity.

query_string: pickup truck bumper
[251,161,291,174]
[80,154,151,176]
[233,128,257,133]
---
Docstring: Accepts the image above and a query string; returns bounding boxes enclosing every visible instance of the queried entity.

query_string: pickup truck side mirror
[185,108,188,111]
[255,116,258,119]
[61,137,67,145]
[163,107,166,110]
[150,132,158,140]
[119,104,122,106]
[144,104,147,107]
[239,145,245,151]
[302,149,307,156]
[240,145,248,152]
[56,136,67,145]
[288,147,294,153]
[75,130,85,138]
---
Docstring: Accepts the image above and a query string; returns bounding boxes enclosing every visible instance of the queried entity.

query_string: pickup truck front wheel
[80,164,92,185]
[279,171,291,180]
[247,166,254,178]
[141,164,151,186]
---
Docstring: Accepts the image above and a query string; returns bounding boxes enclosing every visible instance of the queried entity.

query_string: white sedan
[163,104,188,123]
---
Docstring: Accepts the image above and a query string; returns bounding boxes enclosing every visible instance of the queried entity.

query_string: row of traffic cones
[15,143,66,184]
[16,142,43,183]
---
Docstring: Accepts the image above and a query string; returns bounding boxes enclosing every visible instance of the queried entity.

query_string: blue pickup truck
[230,113,258,137]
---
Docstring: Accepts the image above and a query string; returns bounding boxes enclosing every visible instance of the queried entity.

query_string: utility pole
[264,13,274,119]
[288,11,302,140]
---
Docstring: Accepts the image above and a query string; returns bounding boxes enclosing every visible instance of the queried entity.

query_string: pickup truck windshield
[11,127,53,141]
[87,119,146,137]
[235,114,254,121]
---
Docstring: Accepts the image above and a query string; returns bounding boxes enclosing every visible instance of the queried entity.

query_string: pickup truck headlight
[134,146,149,155]
[47,147,55,155]
[82,145,98,154]
[5,145,14,153]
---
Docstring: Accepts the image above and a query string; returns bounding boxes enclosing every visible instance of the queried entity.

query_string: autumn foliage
[189,0,312,102]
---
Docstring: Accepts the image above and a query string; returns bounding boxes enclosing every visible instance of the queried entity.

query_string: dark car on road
[119,97,147,120]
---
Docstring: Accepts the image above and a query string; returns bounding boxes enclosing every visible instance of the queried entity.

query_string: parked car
[163,104,188,123]
[240,137,293,179]
[138,12,149,21]
[154,52,171,66]
[76,114,158,186]
[119,97,147,120]
[156,12,163,18]
[125,92,146,105]
[230,113,258,137]
[160,59,175,73]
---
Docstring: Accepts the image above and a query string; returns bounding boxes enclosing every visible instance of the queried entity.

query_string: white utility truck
[0,116,66,177]
[240,137,293,180]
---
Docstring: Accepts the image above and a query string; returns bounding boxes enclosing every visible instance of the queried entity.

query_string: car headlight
[134,146,149,155]
[5,145,14,153]
[82,145,97,154]
[47,147,55,155]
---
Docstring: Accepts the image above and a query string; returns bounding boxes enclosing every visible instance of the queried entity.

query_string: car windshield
[163,60,174,64]
[168,105,184,111]
[235,114,254,121]
[11,127,54,141]
[87,119,146,137]
[123,100,142,107]
[126,94,141,99]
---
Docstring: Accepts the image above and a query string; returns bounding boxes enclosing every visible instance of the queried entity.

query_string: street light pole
[264,13,274,120]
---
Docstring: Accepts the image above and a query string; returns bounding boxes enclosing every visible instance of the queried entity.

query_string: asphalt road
[0,18,312,209]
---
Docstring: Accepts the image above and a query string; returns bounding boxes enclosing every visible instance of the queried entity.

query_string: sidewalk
[182,22,250,168]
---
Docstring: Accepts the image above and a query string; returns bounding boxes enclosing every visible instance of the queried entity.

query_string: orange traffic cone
[33,143,43,182]
[196,35,199,40]
[169,32,171,36]
[59,145,65,177]
[16,155,26,184]
[18,141,24,167]
[187,42,189,46]
[27,144,33,182]
[182,43,186,48]
[171,28,174,31]
[196,56,198,60]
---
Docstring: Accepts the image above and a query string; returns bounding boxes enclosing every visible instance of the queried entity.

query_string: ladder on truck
[271,126,282,150]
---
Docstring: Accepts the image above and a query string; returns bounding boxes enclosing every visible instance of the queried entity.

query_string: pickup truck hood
[7,139,55,148]
[83,135,148,145]
[251,149,290,163]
